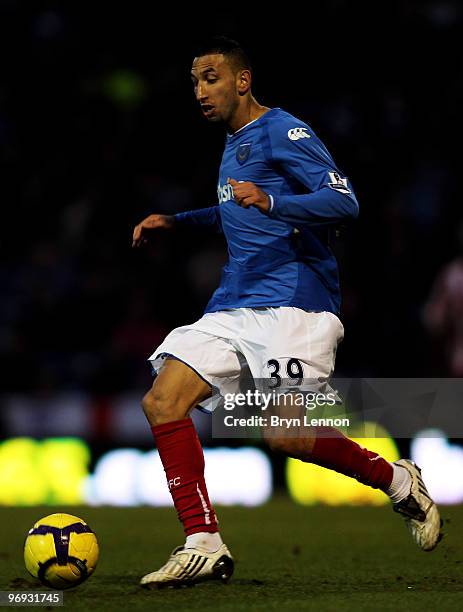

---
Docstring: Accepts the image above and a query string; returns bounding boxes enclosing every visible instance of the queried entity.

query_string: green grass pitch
[1,499,462,611]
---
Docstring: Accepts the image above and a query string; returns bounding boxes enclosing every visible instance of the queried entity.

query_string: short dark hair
[194,36,251,73]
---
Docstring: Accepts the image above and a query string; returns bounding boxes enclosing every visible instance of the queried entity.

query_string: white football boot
[140,543,234,588]
[392,459,443,551]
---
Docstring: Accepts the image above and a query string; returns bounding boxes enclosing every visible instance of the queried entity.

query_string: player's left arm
[229,121,359,225]
[265,121,359,225]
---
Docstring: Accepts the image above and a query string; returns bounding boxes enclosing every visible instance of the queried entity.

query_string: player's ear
[237,69,251,96]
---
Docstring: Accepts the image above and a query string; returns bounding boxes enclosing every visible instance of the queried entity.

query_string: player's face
[191,54,240,124]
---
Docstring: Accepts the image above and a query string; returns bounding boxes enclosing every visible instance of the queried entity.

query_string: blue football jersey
[175,108,359,316]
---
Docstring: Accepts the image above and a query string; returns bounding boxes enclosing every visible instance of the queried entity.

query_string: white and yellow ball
[24,513,99,589]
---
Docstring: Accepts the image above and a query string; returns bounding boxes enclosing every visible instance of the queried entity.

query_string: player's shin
[308,425,395,492]
[151,418,222,551]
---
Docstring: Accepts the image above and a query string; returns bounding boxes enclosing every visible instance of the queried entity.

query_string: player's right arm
[175,206,222,232]
[132,214,175,247]
[132,206,222,248]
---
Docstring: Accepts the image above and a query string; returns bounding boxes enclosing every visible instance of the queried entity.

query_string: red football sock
[152,418,218,536]
[310,426,393,492]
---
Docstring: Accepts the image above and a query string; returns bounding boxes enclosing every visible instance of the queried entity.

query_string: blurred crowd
[1,1,462,396]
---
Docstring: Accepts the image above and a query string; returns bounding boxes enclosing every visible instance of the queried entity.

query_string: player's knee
[264,436,294,456]
[141,385,188,426]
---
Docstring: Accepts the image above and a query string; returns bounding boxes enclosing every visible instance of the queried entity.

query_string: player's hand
[227,178,270,213]
[132,214,175,247]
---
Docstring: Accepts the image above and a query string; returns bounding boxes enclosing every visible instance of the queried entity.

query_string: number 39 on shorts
[266,358,304,388]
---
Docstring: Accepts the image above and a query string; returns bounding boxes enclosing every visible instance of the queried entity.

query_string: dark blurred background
[1,0,462,400]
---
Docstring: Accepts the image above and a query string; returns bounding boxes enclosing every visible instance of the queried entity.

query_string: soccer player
[133,37,441,588]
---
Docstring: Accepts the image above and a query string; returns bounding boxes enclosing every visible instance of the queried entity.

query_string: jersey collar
[227,108,279,140]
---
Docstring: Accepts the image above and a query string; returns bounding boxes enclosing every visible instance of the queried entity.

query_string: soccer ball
[24,513,99,589]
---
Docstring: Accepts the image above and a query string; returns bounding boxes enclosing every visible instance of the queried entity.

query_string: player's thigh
[154,357,212,407]
[142,358,212,425]
[146,317,244,419]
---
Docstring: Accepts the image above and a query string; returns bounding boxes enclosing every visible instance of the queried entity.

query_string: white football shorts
[148,307,344,414]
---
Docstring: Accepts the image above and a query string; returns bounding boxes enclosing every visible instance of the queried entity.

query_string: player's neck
[227,99,270,135]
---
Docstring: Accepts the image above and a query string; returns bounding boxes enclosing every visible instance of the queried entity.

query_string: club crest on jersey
[236,143,252,165]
